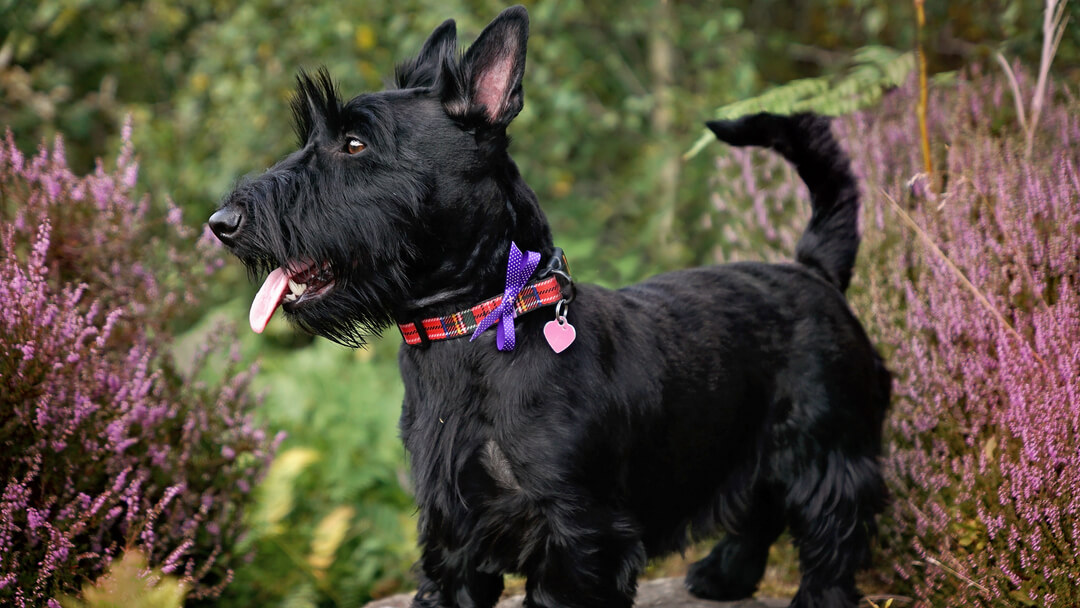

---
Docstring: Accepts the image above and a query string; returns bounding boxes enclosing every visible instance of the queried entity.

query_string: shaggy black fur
[210,6,891,607]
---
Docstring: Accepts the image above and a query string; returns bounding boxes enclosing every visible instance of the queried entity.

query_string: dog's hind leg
[684,483,786,601]
[785,452,886,608]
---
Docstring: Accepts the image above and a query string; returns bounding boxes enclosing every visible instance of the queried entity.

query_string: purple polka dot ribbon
[470,241,541,351]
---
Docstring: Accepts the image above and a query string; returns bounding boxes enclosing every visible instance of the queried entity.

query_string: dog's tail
[707,113,859,293]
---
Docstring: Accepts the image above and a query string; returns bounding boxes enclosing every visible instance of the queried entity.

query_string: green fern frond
[685,46,915,160]
[60,550,187,608]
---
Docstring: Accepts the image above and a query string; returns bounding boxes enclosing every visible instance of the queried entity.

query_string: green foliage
[60,550,187,608]
[177,301,417,606]
[5,0,1074,286]
[726,46,916,118]
[684,47,915,160]
[0,0,220,172]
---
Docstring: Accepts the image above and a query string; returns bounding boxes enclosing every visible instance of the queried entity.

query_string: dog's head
[209,6,551,347]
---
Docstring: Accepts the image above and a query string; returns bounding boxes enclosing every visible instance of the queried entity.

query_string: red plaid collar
[399,251,571,347]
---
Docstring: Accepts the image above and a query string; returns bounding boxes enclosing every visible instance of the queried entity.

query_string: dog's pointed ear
[292,67,340,143]
[396,19,457,89]
[452,5,529,127]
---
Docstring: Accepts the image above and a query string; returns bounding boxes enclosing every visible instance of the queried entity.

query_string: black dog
[209,6,890,607]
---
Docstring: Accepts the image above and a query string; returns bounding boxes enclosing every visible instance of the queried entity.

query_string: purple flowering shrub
[839,69,1080,606]
[0,123,277,606]
[713,66,1078,605]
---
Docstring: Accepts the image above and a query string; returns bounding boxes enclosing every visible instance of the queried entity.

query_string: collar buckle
[539,247,575,303]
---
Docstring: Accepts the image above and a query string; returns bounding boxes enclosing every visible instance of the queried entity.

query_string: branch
[879,189,1049,371]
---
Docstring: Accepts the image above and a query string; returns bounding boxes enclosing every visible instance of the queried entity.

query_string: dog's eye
[345,139,366,155]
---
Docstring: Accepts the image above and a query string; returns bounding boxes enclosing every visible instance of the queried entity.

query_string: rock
[364,577,789,608]
[630,578,787,608]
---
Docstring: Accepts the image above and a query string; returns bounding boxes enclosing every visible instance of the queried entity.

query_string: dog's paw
[788,585,861,608]
[684,558,758,602]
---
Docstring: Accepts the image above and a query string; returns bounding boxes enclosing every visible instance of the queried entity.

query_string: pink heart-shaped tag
[543,318,576,353]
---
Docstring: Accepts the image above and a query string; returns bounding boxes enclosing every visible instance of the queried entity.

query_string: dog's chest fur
[397,326,575,570]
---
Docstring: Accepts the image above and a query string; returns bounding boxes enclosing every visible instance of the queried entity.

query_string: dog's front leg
[521,506,646,608]
[411,544,504,608]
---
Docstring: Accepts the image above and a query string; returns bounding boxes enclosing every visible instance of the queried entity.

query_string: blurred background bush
[2,0,1078,606]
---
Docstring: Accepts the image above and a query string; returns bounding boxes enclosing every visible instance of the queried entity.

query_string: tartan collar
[398,248,572,348]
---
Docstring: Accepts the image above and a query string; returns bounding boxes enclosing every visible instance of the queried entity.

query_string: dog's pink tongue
[250,268,289,333]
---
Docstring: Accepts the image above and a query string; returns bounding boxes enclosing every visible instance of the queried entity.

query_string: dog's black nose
[209,206,243,245]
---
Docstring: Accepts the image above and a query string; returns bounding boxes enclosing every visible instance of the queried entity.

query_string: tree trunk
[648,0,683,263]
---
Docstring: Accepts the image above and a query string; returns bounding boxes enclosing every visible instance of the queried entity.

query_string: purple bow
[470,241,540,351]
